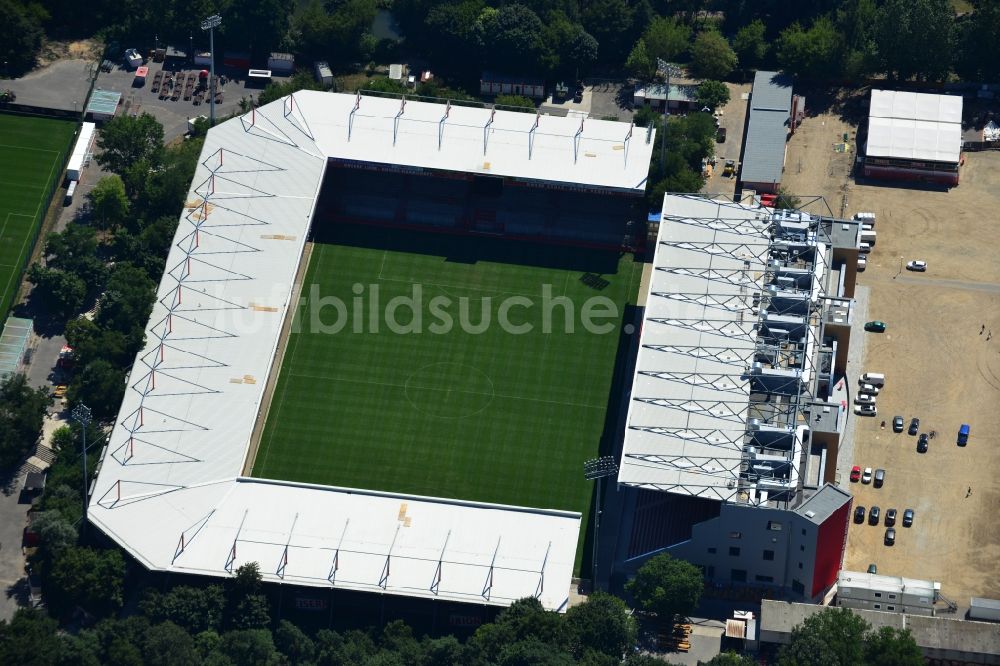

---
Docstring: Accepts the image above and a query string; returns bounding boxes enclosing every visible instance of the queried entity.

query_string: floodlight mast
[201,14,222,126]
[584,455,619,590]
[656,59,680,171]
[73,403,93,533]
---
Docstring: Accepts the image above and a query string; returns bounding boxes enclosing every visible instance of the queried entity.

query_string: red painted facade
[811,499,851,597]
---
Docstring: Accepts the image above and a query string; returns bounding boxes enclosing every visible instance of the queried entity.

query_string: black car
[885,508,897,527]
[854,505,866,523]
[908,417,920,435]
[716,127,727,143]
[885,527,896,546]
[869,505,880,525]
[903,508,914,527]
[893,416,904,433]
[917,433,929,453]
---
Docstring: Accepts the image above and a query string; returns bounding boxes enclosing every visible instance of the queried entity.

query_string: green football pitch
[253,225,640,562]
[0,114,77,317]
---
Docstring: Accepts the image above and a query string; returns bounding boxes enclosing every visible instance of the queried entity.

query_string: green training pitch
[253,226,640,562]
[0,114,76,317]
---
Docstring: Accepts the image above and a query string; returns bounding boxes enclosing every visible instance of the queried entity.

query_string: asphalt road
[3,59,95,112]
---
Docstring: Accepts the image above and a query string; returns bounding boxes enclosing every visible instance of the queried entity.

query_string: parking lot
[93,57,284,140]
[782,100,1000,609]
[703,82,751,198]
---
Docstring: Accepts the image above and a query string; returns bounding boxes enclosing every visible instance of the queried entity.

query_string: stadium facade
[86,91,655,613]
[611,194,862,604]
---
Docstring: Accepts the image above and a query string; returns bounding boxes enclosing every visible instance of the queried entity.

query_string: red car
[850,465,861,482]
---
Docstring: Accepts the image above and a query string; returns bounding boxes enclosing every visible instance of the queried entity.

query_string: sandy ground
[782,101,1000,610]
[703,83,751,199]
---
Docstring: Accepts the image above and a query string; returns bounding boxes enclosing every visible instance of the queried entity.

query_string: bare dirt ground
[783,96,1000,610]
[35,39,103,68]
[703,83,751,199]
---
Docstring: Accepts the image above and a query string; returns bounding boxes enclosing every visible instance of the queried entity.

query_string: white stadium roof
[618,196,771,499]
[866,89,963,163]
[85,90,654,610]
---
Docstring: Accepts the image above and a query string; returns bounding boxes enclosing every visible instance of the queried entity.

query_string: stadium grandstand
[85,90,655,613]
[609,194,863,603]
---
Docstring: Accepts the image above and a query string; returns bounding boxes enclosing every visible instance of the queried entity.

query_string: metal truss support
[380,524,401,590]
[534,541,551,600]
[664,214,771,237]
[656,265,764,290]
[637,370,748,396]
[659,239,771,265]
[225,509,248,573]
[482,538,500,600]
[627,426,746,450]
[642,344,754,368]
[328,519,350,584]
[633,396,753,425]
[430,530,451,595]
[646,317,758,340]
[650,290,760,315]
[277,513,298,579]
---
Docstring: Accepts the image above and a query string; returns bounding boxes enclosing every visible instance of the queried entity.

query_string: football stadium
[87,91,654,612]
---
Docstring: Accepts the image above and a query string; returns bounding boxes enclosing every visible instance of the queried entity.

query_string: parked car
[917,433,929,453]
[869,505,881,525]
[859,383,880,396]
[885,508,897,527]
[862,467,873,484]
[958,423,970,446]
[716,126,727,143]
[854,505,866,523]
[855,404,877,416]
[906,260,927,272]
[874,468,885,487]
[867,563,878,574]
[850,465,861,482]
[885,527,896,545]
[902,508,914,527]
[908,417,920,435]
[892,416,904,433]
[723,160,736,177]
[855,394,876,405]
[864,320,887,333]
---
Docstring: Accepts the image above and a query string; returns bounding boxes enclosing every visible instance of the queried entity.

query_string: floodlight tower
[201,14,222,126]
[657,58,681,171]
[584,455,619,590]
[72,403,92,532]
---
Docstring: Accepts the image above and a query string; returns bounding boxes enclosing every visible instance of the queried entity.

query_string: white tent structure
[88,91,654,611]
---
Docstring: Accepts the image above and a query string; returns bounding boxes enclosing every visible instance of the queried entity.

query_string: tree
[582,0,635,61]
[626,39,655,80]
[733,19,768,68]
[364,77,409,95]
[476,4,553,74]
[776,17,845,80]
[863,626,923,666]
[468,597,571,664]
[143,621,199,666]
[26,264,87,321]
[47,546,125,617]
[955,1,1000,81]
[31,511,78,558]
[96,113,165,178]
[495,94,536,111]
[275,620,315,663]
[775,188,802,210]
[227,563,271,630]
[691,31,737,79]
[221,629,279,666]
[66,360,126,420]
[97,263,156,338]
[778,607,867,666]
[643,16,691,63]
[0,0,45,76]
[701,652,757,666]
[876,0,953,81]
[625,553,703,621]
[0,373,52,469]
[88,175,129,231]
[696,80,730,110]
[0,608,65,664]
[565,592,637,659]
[140,585,226,634]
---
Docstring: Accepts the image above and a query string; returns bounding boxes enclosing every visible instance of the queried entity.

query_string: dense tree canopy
[776,607,924,666]
[0,373,51,468]
[690,30,738,79]
[96,113,165,180]
[626,553,704,621]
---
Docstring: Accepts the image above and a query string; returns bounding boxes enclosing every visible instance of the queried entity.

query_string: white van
[857,256,867,271]
[858,383,880,395]
[854,211,876,226]
[64,180,78,205]
[860,230,877,245]
[861,372,885,387]
[859,242,872,254]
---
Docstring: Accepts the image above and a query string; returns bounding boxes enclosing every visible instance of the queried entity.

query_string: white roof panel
[88,91,648,610]
[866,90,962,163]
[618,195,771,499]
